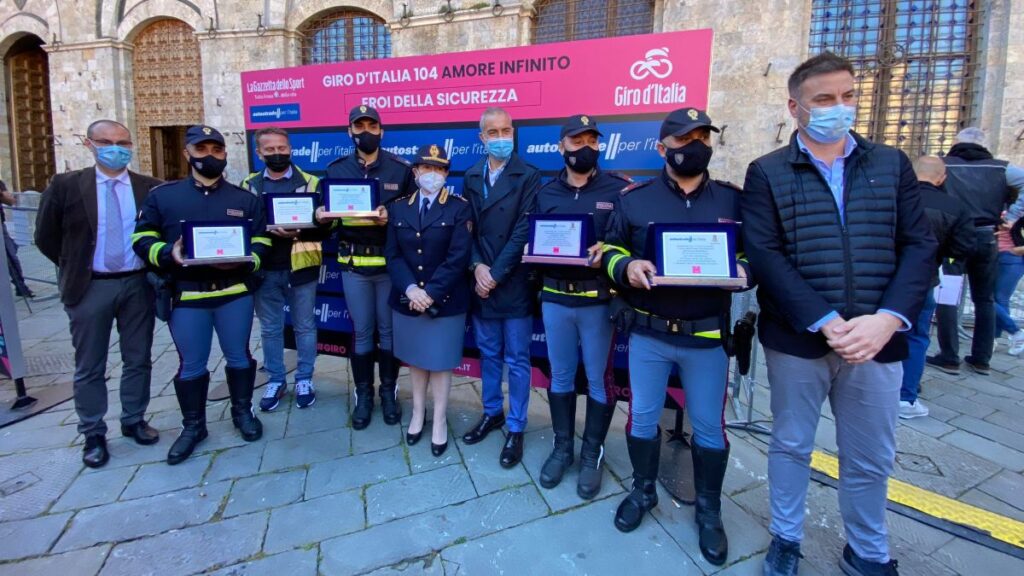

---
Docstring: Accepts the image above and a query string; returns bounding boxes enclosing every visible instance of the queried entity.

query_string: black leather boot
[351,352,375,430]
[167,372,210,465]
[693,444,730,565]
[226,359,263,442]
[577,397,615,499]
[377,350,402,426]
[539,391,576,489]
[614,432,661,532]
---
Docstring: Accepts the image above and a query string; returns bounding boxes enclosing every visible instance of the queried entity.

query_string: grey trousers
[764,347,901,563]
[66,273,156,436]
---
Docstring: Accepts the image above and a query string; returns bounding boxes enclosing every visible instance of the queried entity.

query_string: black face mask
[665,140,713,177]
[189,154,227,180]
[352,131,381,155]
[263,153,291,172]
[563,145,599,175]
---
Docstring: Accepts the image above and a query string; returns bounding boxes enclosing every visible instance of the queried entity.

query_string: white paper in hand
[933,270,964,306]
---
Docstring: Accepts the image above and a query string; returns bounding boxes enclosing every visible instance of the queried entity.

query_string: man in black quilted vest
[741,52,935,576]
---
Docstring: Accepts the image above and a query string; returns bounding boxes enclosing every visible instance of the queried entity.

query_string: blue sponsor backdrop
[250,103,301,124]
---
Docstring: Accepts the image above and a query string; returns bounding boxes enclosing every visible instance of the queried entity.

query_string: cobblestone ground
[2,246,1023,575]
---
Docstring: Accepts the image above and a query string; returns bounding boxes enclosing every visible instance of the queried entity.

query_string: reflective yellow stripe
[131,231,161,242]
[148,242,167,267]
[606,253,628,278]
[352,255,386,267]
[179,282,248,302]
[252,236,272,246]
[251,253,261,272]
[340,217,379,227]
[604,243,630,256]
[541,286,600,298]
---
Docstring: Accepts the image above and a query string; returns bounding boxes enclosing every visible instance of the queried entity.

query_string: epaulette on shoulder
[714,179,743,192]
[451,192,468,201]
[607,171,633,183]
[326,155,350,167]
[386,152,411,167]
[148,180,180,194]
[620,179,652,196]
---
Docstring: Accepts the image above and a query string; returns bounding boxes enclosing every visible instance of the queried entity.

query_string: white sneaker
[1008,332,1024,356]
[899,400,930,419]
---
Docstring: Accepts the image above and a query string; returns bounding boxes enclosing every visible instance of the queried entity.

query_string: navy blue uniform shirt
[385,188,474,317]
[536,167,631,307]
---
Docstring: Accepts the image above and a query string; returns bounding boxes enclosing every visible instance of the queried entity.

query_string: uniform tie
[420,196,431,226]
[103,179,125,271]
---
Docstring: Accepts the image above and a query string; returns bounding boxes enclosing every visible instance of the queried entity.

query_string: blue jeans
[900,290,936,403]
[255,270,318,383]
[342,271,393,354]
[473,315,533,432]
[170,295,254,380]
[996,251,1024,336]
[627,332,728,449]
[541,301,612,404]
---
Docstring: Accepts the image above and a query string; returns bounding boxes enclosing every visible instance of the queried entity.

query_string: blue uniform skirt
[393,311,467,371]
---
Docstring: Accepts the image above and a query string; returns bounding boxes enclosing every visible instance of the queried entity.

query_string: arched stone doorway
[3,34,55,192]
[131,19,203,180]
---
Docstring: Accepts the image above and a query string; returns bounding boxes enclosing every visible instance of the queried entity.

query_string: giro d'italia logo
[630,47,673,80]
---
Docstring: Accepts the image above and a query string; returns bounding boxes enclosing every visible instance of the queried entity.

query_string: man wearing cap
[603,107,748,565]
[461,106,541,468]
[241,127,326,412]
[535,114,631,500]
[319,105,416,430]
[36,119,163,468]
[132,125,271,465]
[741,53,934,576]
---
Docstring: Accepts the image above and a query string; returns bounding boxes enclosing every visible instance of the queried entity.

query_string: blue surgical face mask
[95,144,133,171]
[485,137,514,160]
[800,103,856,144]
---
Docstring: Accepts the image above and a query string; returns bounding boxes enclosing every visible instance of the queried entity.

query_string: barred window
[300,8,392,64]
[809,1,983,156]
[532,0,655,45]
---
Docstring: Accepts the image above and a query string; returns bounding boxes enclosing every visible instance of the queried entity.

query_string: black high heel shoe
[431,440,448,456]
[406,429,423,445]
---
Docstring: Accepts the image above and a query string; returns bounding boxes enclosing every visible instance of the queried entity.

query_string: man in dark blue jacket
[461,107,541,468]
[742,53,935,576]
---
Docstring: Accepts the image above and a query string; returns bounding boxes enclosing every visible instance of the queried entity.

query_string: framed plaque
[646,222,745,287]
[180,220,254,267]
[522,213,596,266]
[263,193,318,230]
[322,179,379,218]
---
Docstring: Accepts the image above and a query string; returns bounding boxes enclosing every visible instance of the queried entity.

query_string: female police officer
[603,109,750,565]
[132,125,271,465]
[319,105,416,430]
[385,145,472,457]
[536,115,631,499]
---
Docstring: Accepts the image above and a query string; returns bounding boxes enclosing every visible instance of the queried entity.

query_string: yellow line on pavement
[811,450,1024,549]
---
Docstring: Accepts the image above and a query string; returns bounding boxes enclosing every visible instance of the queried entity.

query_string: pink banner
[241,29,713,129]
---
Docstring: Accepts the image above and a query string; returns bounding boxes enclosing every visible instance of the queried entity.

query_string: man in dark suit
[36,120,163,468]
[461,107,541,468]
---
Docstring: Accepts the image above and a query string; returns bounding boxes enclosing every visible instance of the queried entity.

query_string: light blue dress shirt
[93,169,143,273]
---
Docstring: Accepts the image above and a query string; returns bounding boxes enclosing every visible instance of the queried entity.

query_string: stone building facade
[1,0,1021,189]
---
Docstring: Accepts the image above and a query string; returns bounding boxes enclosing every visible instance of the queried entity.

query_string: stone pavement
[2,245,1024,575]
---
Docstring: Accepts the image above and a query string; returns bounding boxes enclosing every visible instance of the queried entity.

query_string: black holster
[146,271,174,322]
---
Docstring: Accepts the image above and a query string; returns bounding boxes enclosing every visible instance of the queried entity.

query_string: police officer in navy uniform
[385,144,473,457]
[536,114,630,500]
[132,125,271,465]
[319,105,416,430]
[603,108,750,565]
